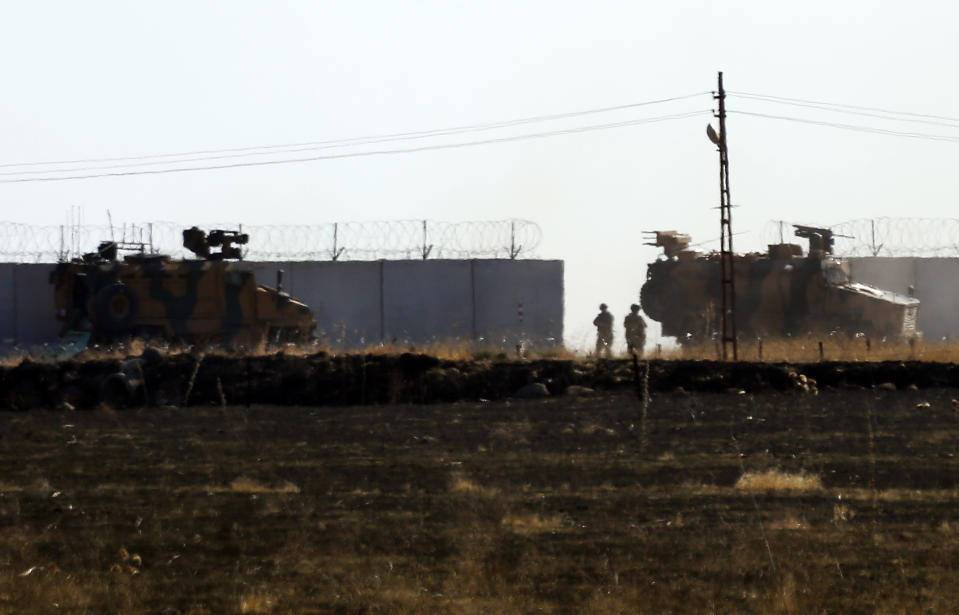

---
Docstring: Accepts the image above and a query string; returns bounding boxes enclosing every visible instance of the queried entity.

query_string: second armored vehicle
[51,227,316,347]
[640,225,919,344]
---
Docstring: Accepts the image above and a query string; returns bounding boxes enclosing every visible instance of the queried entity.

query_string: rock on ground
[514,383,550,399]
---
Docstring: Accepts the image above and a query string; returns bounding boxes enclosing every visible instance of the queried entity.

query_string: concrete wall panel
[915,259,959,341]
[473,260,564,348]
[0,264,15,343]
[14,264,58,344]
[383,260,473,344]
[847,258,917,298]
[291,261,382,346]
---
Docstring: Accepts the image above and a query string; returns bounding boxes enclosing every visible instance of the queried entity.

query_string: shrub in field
[225,476,300,494]
[735,469,823,492]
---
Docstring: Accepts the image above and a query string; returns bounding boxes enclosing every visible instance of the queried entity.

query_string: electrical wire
[729,110,959,143]
[730,92,959,130]
[0,110,707,184]
[729,90,959,125]
[0,92,710,171]
[736,101,959,130]
[1,101,712,178]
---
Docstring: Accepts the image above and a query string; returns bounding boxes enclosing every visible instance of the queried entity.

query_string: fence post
[470,259,477,343]
[517,302,524,353]
[509,220,521,259]
[11,264,18,345]
[379,260,386,343]
[421,220,432,260]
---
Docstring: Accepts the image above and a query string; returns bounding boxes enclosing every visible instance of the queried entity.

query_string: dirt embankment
[3,352,959,410]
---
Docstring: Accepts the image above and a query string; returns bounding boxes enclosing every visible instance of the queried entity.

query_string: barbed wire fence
[0,219,542,263]
[11,216,957,262]
[760,218,959,258]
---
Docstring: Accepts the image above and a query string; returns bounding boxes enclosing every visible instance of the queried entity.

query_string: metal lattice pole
[714,72,738,360]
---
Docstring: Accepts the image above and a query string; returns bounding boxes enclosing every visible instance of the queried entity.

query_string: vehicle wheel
[94,283,139,334]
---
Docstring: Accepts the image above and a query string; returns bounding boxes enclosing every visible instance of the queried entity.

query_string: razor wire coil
[0,219,541,263]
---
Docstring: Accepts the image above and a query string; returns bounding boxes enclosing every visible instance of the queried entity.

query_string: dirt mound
[3,353,959,410]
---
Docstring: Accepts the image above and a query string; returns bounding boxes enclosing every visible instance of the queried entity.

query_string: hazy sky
[2,2,958,349]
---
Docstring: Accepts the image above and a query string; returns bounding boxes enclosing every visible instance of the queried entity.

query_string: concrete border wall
[2,259,564,349]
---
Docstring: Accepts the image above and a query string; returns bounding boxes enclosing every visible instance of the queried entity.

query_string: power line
[729,90,959,124]
[1,99,711,178]
[730,91,959,131]
[729,110,959,143]
[0,92,710,171]
[0,110,707,184]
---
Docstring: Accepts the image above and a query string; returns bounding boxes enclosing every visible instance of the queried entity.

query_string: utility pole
[713,72,738,360]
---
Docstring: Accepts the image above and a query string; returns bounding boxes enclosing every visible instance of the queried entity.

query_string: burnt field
[2,372,959,613]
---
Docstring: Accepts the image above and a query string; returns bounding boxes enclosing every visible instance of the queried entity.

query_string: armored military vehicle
[50,227,316,346]
[640,225,919,344]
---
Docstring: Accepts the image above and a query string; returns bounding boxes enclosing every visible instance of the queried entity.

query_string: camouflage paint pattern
[640,232,919,343]
[51,256,315,345]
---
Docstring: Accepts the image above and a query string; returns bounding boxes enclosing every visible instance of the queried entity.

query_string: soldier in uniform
[624,303,647,357]
[593,303,614,358]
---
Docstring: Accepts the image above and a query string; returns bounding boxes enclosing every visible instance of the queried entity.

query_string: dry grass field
[656,336,951,363]
[2,387,959,613]
[3,334,953,368]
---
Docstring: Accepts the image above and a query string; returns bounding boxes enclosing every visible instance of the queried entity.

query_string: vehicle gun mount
[644,231,693,258]
[182,227,249,260]
[792,225,836,256]
[78,240,148,264]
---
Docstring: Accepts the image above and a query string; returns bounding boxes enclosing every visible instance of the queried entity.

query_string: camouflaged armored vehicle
[51,227,316,346]
[640,225,919,344]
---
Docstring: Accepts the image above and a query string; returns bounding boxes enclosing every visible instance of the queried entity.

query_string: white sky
[2,1,958,350]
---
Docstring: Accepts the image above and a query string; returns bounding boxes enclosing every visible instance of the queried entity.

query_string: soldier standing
[624,303,647,357]
[593,303,614,358]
